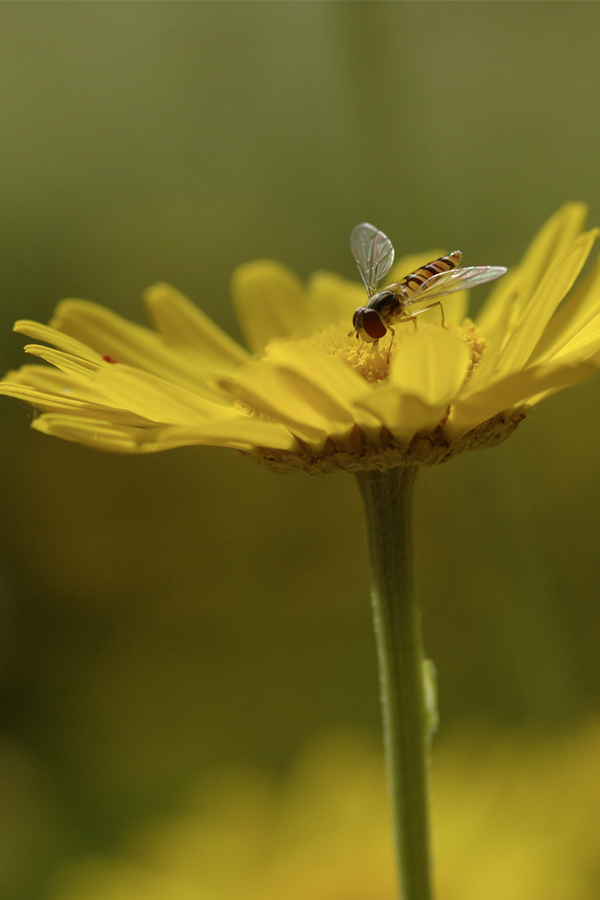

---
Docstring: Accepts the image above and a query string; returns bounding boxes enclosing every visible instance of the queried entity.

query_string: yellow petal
[143,282,249,371]
[14,320,102,362]
[304,272,366,333]
[391,326,471,405]
[89,365,234,426]
[477,203,588,341]
[14,351,235,427]
[32,413,296,454]
[157,417,297,452]
[528,256,600,364]
[475,269,523,344]
[32,416,164,453]
[357,327,471,441]
[224,359,358,448]
[546,322,600,364]
[355,388,447,443]
[0,381,152,426]
[50,299,224,398]
[492,228,599,378]
[515,202,588,300]
[2,364,111,405]
[231,261,311,355]
[266,342,382,436]
[438,291,468,328]
[448,356,600,441]
[467,277,523,394]
[24,345,102,377]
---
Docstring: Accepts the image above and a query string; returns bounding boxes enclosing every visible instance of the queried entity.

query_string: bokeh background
[1,3,600,898]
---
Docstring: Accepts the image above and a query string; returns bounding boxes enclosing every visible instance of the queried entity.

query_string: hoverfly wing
[350,222,395,298]
[412,265,508,303]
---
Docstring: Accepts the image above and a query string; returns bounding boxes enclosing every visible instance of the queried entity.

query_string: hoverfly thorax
[368,288,399,317]
[349,223,507,343]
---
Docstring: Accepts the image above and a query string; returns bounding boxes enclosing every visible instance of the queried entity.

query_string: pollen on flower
[446,319,489,379]
[308,322,394,382]
[308,318,489,386]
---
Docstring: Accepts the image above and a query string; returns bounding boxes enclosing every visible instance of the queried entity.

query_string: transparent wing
[409,265,508,304]
[350,222,395,297]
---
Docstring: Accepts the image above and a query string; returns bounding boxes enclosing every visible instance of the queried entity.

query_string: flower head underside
[3,204,600,474]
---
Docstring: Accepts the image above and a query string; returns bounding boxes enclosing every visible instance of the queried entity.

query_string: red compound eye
[362,310,387,340]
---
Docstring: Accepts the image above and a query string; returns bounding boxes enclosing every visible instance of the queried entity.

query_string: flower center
[307,318,489,383]
[241,318,526,475]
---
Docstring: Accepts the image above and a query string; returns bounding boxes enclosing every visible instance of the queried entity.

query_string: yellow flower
[3,204,600,474]
[49,725,600,900]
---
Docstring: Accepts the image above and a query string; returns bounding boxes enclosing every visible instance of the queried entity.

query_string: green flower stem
[355,465,433,900]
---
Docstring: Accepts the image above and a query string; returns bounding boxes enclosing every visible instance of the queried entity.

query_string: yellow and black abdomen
[399,250,462,298]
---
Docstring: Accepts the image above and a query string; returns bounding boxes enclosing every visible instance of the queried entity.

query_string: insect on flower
[350,222,508,343]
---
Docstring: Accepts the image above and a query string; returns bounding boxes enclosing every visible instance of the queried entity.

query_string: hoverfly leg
[434,300,446,328]
[408,301,446,328]
[385,324,396,365]
[401,315,419,333]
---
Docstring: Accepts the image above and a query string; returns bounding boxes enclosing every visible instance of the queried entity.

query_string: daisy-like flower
[2,203,600,475]
[5,204,600,900]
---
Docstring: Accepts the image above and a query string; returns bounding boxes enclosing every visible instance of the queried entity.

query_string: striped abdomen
[399,251,462,299]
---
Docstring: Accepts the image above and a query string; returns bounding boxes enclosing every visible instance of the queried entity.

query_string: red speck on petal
[102,355,118,364]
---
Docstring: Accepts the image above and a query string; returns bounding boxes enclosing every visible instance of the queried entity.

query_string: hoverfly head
[353,307,387,342]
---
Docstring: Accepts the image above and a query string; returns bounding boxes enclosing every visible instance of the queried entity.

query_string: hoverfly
[350,222,507,343]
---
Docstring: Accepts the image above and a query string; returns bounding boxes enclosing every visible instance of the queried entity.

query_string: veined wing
[350,222,395,297]
[410,265,508,304]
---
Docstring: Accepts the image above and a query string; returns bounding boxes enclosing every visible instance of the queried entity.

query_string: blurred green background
[1,2,600,897]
